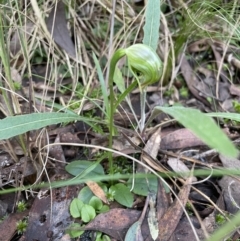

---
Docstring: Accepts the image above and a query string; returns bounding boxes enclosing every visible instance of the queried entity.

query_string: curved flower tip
[125,43,162,88]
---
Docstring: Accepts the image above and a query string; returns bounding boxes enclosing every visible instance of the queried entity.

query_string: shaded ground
[0,0,240,241]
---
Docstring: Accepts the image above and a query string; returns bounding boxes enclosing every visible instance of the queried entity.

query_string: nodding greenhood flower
[124,43,162,89]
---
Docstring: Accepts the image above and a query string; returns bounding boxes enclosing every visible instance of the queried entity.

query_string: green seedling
[16,219,28,234]
[68,194,110,238]
[65,223,84,238]
[185,202,193,216]
[16,200,27,212]
[233,100,240,113]
[215,213,227,226]
[179,86,189,98]
[105,187,115,202]
[95,231,111,241]
[164,87,174,97]
[13,82,22,91]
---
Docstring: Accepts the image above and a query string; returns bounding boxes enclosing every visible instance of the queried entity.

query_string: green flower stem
[108,48,126,175]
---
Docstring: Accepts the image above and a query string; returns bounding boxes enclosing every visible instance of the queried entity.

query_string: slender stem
[140,89,147,133]
[108,49,126,175]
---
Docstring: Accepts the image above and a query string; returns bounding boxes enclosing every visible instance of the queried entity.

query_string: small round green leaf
[70,198,84,218]
[81,204,96,223]
[78,186,94,204]
[127,177,158,196]
[89,196,103,211]
[65,223,84,238]
[111,183,133,208]
[99,205,110,213]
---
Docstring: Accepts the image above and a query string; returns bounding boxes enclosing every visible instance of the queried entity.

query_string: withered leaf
[158,177,192,241]
[47,1,76,58]
[85,208,141,240]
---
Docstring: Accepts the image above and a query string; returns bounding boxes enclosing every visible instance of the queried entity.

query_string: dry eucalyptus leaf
[10,67,22,84]
[85,208,141,240]
[86,181,109,204]
[161,128,205,150]
[158,177,192,241]
[140,127,163,173]
[10,21,35,55]
[47,1,76,58]
[167,157,197,182]
[147,193,158,240]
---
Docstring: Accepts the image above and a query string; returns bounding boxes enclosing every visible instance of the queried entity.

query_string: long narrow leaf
[143,0,161,51]
[206,112,240,121]
[92,53,109,118]
[0,112,100,140]
[153,106,238,157]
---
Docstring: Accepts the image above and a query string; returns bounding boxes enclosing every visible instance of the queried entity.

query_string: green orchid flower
[124,44,162,89]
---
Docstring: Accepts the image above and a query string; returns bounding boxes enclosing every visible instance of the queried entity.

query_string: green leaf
[93,52,109,118]
[81,204,96,223]
[99,205,110,213]
[153,106,238,157]
[206,112,240,121]
[65,160,105,178]
[70,198,84,218]
[114,66,125,93]
[0,112,98,140]
[143,0,161,51]
[127,177,158,196]
[89,196,103,211]
[111,183,133,208]
[65,223,84,238]
[78,186,94,204]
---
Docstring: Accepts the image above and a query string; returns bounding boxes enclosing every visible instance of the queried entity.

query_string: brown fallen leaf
[143,127,161,159]
[228,53,240,70]
[158,177,192,241]
[47,1,76,58]
[187,39,209,53]
[86,181,109,204]
[167,157,197,182]
[85,208,141,240]
[157,179,169,221]
[140,127,165,173]
[180,54,210,106]
[229,84,240,97]
[10,21,34,56]
[161,128,205,150]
